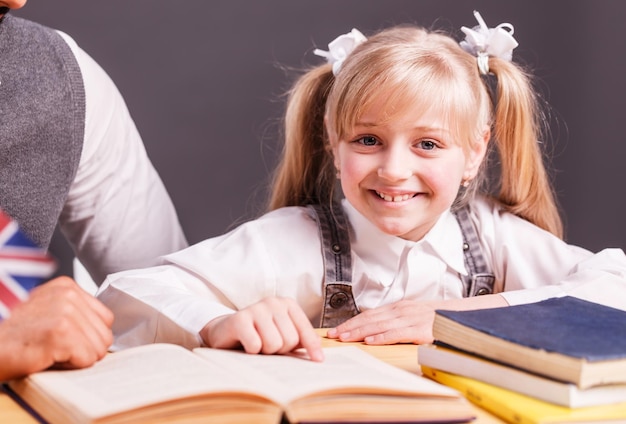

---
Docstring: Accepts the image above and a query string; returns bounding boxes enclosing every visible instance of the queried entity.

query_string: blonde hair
[268,25,563,238]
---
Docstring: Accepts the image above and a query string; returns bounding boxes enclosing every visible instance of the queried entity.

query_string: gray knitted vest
[0,15,84,248]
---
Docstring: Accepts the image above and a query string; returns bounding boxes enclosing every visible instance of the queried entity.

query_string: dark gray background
[15,1,626,275]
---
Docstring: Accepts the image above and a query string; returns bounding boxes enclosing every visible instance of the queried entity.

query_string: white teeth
[376,191,413,202]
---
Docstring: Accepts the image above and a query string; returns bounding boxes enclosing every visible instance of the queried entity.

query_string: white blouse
[97,196,626,350]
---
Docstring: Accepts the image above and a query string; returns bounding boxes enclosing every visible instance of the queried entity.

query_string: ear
[464,125,490,180]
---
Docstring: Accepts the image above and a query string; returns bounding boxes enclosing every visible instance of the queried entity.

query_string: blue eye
[418,140,437,150]
[357,136,378,146]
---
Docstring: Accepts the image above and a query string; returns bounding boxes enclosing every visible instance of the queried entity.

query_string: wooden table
[0,388,39,423]
[0,330,504,423]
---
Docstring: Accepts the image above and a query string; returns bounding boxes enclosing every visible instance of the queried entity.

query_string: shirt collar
[342,199,468,276]
[425,209,468,275]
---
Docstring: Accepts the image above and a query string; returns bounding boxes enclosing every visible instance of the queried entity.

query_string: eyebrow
[354,121,450,135]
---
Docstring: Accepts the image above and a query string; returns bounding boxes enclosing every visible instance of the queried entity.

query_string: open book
[9,343,474,424]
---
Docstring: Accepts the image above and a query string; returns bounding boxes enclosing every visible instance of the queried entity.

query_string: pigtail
[267,65,336,211]
[488,59,563,238]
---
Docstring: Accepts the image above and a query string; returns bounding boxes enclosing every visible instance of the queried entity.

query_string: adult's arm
[55,32,188,286]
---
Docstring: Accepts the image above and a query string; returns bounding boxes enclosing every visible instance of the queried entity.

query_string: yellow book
[421,366,626,424]
[9,343,474,424]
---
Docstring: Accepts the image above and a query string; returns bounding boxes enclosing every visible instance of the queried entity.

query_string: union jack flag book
[0,209,56,319]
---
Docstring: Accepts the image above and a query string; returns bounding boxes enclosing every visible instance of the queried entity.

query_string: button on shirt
[98,196,626,350]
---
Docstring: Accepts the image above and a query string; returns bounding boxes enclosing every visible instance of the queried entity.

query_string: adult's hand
[0,276,114,381]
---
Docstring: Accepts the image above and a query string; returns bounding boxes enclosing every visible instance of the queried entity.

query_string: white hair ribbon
[460,10,518,74]
[313,28,367,76]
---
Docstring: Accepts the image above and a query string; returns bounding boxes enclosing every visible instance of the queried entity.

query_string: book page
[16,343,273,419]
[193,345,459,405]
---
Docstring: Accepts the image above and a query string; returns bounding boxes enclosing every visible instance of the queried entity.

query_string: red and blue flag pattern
[0,210,56,319]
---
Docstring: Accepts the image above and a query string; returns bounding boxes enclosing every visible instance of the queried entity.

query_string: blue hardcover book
[432,296,626,388]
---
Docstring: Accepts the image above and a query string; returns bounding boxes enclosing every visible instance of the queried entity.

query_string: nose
[377,146,413,181]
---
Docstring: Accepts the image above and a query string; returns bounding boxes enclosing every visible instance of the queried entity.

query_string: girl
[97,12,626,362]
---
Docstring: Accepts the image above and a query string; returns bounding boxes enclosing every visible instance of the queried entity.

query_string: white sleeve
[97,264,235,350]
[55,31,188,286]
[502,247,626,309]
[97,224,278,351]
[97,207,325,350]
[472,199,626,309]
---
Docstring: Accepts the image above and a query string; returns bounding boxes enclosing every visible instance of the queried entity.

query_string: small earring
[336,169,341,179]
[461,179,470,188]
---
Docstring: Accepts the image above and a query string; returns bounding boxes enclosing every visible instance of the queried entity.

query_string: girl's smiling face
[332,99,487,242]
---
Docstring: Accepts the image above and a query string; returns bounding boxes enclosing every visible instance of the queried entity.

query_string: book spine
[421,366,537,424]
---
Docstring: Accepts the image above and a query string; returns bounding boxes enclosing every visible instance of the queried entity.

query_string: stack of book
[418,296,626,423]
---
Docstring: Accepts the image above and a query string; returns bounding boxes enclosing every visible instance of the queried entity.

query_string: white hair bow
[314,28,367,76]
[460,10,519,74]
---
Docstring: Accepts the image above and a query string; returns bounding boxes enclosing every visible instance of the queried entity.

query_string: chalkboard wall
[16,0,626,274]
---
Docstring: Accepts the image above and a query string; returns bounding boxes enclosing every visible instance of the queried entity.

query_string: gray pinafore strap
[453,205,496,296]
[307,203,359,328]
[309,203,495,327]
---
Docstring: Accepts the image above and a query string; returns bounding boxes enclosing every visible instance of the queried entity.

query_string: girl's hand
[327,300,437,345]
[200,297,324,362]
[327,294,508,345]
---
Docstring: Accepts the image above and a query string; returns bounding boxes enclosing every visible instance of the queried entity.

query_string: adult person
[0,0,187,380]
